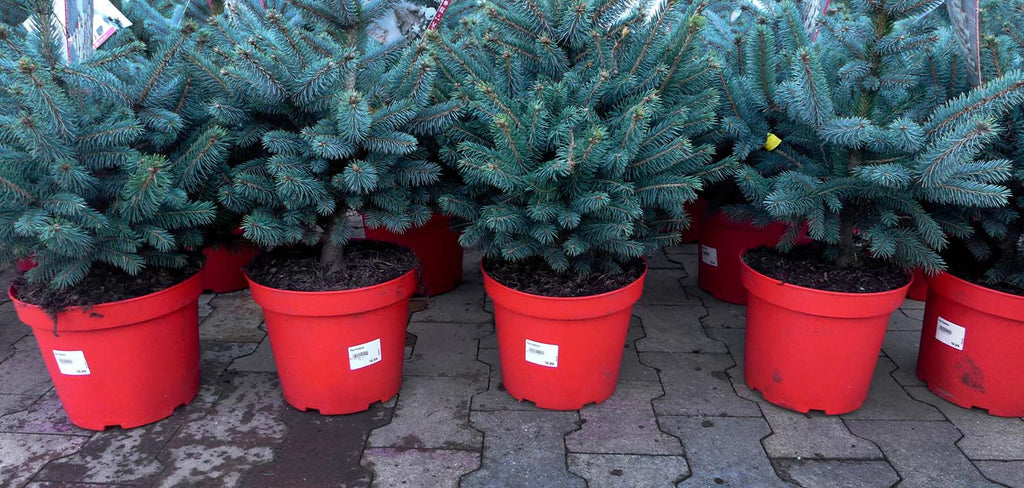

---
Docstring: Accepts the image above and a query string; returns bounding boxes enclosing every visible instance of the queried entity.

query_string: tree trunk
[835,207,857,268]
[320,213,347,275]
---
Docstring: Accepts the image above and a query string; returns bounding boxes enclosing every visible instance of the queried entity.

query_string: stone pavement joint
[462,410,585,488]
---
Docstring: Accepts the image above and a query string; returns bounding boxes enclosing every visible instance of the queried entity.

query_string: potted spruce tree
[199,1,456,414]
[429,0,731,410]
[0,3,217,430]
[917,1,1024,417]
[729,1,1024,414]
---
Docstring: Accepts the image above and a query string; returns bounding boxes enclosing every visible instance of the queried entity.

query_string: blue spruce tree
[0,0,217,290]
[713,0,1024,275]
[428,0,733,277]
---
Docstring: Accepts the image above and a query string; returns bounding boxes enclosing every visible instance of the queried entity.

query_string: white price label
[52,350,91,376]
[525,339,558,368]
[935,317,966,351]
[701,245,719,267]
[348,339,382,370]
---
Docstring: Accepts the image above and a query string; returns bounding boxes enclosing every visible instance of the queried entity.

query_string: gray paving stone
[567,453,689,487]
[907,386,1024,460]
[660,416,792,488]
[404,322,490,378]
[902,298,926,310]
[0,394,35,416]
[471,346,545,412]
[618,316,660,384]
[244,400,395,488]
[705,328,883,460]
[643,352,761,417]
[888,309,923,331]
[369,376,484,450]
[155,372,289,487]
[882,330,926,386]
[0,335,52,397]
[363,448,479,488]
[0,306,28,354]
[975,461,1024,487]
[228,337,276,372]
[665,243,699,256]
[772,459,898,488]
[413,261,490,324]
[633,304,726,354]
[841,357,944,421]
[846,420,1001,488]
[462,410,585,488]
[566,382,681,455]
[639,270,688,306]
[33,409,204,485]
[199,292,265,342]
[694,289,748,329]
[0,390,88,436]
[0,433,88,487]
[647,250,683,270]
[198,292,215,319]
[760,405,881,459]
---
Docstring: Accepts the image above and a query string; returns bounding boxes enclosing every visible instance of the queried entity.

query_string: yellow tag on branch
[764,133,782,151]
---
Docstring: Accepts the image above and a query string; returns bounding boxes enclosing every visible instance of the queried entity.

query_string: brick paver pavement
[0,246,1021,487]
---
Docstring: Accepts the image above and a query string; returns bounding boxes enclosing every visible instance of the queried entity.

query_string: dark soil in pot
[13,262,202,313]
[941,244,1024,297]
[246,240,416,292]
[744,245,908,293]
[483,257,645,297]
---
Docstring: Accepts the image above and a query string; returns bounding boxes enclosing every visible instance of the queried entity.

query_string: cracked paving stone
[907,386,1024,460]
[643,352,761,417]
[0,394,36,416]
[660,416,792,488]
[412,257,490,324]
[693,290,748,329]
[0,390,88,436]
[0,335,52,397]
[199,292,265,342]
[0,433,89,487]
[567,453,688,488]
[198,293,215,319]
[462,410,585,488]
[772,459,898,488]
[902,298,926,310]
[471,347,541,412]
[888,309,923,331]
[369,376,484,450]
[32,409,204,485]
[193,341,260,406]
[0,307,28,354]
[154,372,288,487]
[900,307,925,321]
[647,250,684,270]
[846,420,1001,488]
[633,304,726,354]
[565,381,680,455]
[404,322,490,378]
[704,329,879,460]
[882,330,926,387]
[639,270,688,306]
[975,461,1024,487]
[841,357,943,421]
[243,400,394,487]
[618,317,660,384]
[363,448,479,488]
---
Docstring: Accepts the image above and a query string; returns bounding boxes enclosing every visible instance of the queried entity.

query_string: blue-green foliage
[429,0,731,275]
[0,1,216,290]
[711,0,1024,272]
[179,0,456,253]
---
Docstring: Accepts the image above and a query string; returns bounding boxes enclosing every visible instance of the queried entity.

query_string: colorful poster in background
[23,0,132,61]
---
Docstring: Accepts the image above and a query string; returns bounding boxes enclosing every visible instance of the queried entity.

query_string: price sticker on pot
[348,339,382,370]
[525,339,558,368]
[935,317,966,351]
[701,245,719,267]
[52,350,90,376]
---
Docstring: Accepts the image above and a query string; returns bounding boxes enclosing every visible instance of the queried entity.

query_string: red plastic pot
[741,257,909,414]
[680,198,708,243]
[16,256,37,272]
[482,262,647,410]
[201,242,260,293]
[906,269,928,301]
[698,211,793,304]
[364,214,463,296]
[9,273,202,430]
[916,273,1024,416]
[246,268,417,414]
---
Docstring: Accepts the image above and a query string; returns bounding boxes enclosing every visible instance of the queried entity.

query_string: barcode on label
[353,351,369,358]
[935,317,966,351]
[52,350,90,376]
[525,339,558,368]
[348,339,382,370]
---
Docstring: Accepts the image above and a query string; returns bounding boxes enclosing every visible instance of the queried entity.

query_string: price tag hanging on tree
[426,0,450,30]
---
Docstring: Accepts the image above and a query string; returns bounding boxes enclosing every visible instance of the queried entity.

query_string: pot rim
[8,271,203,313]
[740,250,912,298]
[480,258,648,301]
